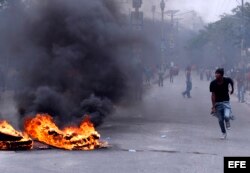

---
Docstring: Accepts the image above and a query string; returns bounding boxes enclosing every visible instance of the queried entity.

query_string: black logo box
[224,157,250,173]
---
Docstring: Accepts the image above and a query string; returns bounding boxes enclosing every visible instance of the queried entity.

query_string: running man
[210,68,234,139]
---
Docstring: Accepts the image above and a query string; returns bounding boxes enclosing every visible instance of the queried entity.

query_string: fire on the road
[24,114,103,150]
[0,120,33,150]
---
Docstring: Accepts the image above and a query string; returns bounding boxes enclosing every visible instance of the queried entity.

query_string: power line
[214,0,227,18]
[236,0,241,5]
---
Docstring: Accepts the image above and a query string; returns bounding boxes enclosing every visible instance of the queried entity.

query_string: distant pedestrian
[144,66,152,86]
[210,68,234,140]
[200,68,204,81]
[186,66,192,82]
[182,80,192,98]
[236,71,245,103]
[182,66,192,98]
[206,69,212,81]
[169,66,174,83]
[158,66,164,87]
[246,70,250,90]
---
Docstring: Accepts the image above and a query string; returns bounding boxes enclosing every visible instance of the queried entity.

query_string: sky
[164,0,243,22]
[124,0,249,23]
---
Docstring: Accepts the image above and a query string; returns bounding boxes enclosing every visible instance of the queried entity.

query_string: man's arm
[211,92,216,113]
[229,78,234,94]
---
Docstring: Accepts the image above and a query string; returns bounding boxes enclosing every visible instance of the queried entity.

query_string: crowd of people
[198,66,250,103]
[142,63,250,140]
[143,64,180,87]
[226,67,250,103]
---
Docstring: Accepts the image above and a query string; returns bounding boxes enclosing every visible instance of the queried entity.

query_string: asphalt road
[1,72,250,173]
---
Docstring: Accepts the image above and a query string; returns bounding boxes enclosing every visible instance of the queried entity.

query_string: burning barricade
[0,121,33,150]
[0,114,107,151]
[25,114,104,150]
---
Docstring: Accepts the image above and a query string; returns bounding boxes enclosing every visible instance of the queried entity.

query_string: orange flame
[0,120,23,137]
[0,120,32,150]
[24,114,102,150]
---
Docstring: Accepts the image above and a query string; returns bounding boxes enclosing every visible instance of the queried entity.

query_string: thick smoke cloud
[0,0,143,126]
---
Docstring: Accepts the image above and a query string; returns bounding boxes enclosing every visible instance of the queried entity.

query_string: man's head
[215,68,224,80]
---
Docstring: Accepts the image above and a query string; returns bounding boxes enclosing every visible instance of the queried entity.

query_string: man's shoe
[220,133,227,140]
[226,122,231,130]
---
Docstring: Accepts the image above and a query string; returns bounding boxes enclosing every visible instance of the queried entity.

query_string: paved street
[1,72,250,173]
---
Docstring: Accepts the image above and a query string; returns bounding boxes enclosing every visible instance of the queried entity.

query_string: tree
[0,0,7,10]
[186,3,250,68]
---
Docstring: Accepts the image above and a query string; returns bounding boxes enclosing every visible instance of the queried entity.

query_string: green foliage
[187,2,250,67]
[0,0,7,9]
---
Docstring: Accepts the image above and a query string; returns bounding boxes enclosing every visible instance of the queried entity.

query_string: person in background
[144,66,152,86]
[182,66,192,98]
[169,66,174,83]
[236,71,246,103]
[182,79,192,98]
[200,68,204,81]
[158,65,164,87]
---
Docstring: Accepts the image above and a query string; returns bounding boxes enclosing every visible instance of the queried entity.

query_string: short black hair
[215,68,224,76]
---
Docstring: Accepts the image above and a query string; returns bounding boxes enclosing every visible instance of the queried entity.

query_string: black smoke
[0,0,144,126]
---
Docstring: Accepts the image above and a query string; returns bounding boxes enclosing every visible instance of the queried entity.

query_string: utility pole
[166,10,179,55]
[160,0,166,36]
[241,0,245,60]
[166,10,179,28]
[175,18,183,33]
[131,0,143,30]
[131,0,143,63]
[242,0,244,16]
[131,0,143,101]
[160,0,166,65]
